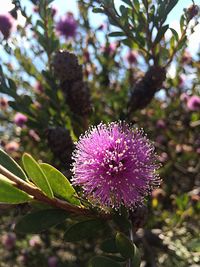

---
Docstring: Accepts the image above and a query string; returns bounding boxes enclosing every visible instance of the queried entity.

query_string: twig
[0,165,110,219]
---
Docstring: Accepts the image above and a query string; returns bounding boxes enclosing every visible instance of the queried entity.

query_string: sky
[1,0,199,56]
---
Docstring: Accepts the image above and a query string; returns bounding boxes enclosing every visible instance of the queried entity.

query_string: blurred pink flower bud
[158,152,168,163]
[29,235,42,248]
[34,81,44,93]
[51,7,57,17]
[2,233,16,250]
[156,119,166,129]
[0,97,8,110]
[102,43,117,56]
[56,12,77,39]
[29,130,40,142]
[48,256,58,267]
[14,113,28,127]
[181,50,192,65]
[126,50,137,65]
[5,141,19,153]
[180,92,189,102]
[187,95,200,111]
[178,75,185,87]
[0,13,14,39]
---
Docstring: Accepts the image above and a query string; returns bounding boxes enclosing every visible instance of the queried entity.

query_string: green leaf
[88,256,121,267]
[133,0,140,11]
[15,209,68,233]
[180,14,185,32]
[64,219,106,242]
[22,154,53,198]
[170,28,179,42]
[115,233,141,265]
[40,163,80,205]
[100,238,118,253]
[154,24,169,44]
[121,0,132,7]
[176,36,187,51]
[0,175,31,204]
[132,244,141,267]
[116,232,134,259]
[92,7,104,13]
[0,149,28,181]
[109,31,126,37]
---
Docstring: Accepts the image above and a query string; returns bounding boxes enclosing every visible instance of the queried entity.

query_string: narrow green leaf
[22,154,53,198]
[0,149,28,181]
[15,209,68,233]
[166,0,179,15]
[92,7,104,13]
[180,14,185,32]
[40,163,80,205]
[170,28,179,42]
[133,0,140,11]
[121,0,132,7]
[154,24,169,44]
[0,175,31,204]
[115,232,134,259]
[64,220,106,242]
[132,244,141,267]
[109,31,126,37]
[88,256,121,267]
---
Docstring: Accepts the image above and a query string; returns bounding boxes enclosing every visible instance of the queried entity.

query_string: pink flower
[48,256,58,267]
[0,97,8,110]
[0,13,14,39]
[2,233,16,250]
[102,43,117,56]
[34,81,44,93]
[126,50,137,65]
[180,93,189,102]
[5,141,19,153]
[178,75,185,87]
[181,50,192,65]
[156,119,166,129]
[56,12,77,39]
[29,130,40,142]
[187,95,200,111]
[29,235,42,248]
[72,122,160,210]
[14,113,28,127]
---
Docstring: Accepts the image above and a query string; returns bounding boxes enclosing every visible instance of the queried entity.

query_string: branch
[0,165,109,219]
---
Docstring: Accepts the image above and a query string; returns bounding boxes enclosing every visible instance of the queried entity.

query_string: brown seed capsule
[46,127,74,167]
[52,50,83,83]
[128,66,166,113]
[64,80,92,116]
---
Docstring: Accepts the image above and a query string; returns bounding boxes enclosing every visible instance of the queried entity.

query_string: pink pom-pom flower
[72,122,160,210]
[56,12,77,39]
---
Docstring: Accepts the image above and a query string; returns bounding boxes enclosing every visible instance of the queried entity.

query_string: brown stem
[0,165,109,219]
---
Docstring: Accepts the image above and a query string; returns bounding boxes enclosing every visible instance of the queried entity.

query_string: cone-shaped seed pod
[128,66,166,113]
[46,127,74,167]
[52,50,83,83]
[64,80,92,116]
